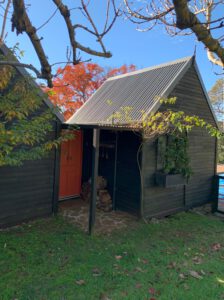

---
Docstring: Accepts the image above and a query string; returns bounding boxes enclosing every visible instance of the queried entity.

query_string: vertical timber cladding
[142,65,217,219]
[168,65,217,207]
[115,131,141,215]
[0,120,59,228]
[141,138,185,218]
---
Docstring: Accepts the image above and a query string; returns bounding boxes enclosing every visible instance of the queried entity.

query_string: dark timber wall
[0,90,60,228]
[0,120,59,227]
[115,131,141,214]
[142,65,217,218]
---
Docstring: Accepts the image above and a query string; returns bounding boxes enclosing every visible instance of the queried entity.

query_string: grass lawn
[0,212,224,300]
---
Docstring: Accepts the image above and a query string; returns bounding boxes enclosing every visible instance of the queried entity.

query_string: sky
[1,0,222,91]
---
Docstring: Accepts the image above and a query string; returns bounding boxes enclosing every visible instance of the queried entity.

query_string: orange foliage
[44,63,136,120]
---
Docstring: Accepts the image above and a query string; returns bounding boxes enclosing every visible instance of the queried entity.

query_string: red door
[59,131,83,199]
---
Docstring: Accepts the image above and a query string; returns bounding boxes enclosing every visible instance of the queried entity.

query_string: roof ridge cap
[107,56,193,81]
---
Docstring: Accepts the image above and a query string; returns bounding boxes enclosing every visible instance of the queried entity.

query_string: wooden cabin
[0,49,218,229]
[67,56,218,220]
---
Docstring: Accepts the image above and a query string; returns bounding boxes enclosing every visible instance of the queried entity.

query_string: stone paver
[59,200,138,235]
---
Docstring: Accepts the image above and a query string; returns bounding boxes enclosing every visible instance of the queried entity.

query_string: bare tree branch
[11,0,53,86]
[52,0,113,64]
[173,0,224,67]
[0,0,118,87]
[123,0,224,68]
[0,0,11,42]
[36,6,59,31]
[0,60,42,77]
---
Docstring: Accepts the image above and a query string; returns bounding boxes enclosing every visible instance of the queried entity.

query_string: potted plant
[155,135,191,188]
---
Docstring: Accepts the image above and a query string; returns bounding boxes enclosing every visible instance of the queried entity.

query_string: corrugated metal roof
[67,56,194,126]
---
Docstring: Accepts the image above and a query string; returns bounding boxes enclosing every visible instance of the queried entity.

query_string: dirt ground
[59,199,138,235]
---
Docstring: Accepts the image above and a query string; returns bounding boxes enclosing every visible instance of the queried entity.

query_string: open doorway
[82,129,142,215]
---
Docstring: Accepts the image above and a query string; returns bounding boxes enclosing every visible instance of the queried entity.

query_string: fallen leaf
[200,270,206,275]
[189,270,203,279]
[75,279,85,285]
[192,256,203,265]
[179,273,186,280]
[212,243,222,251]
[113,263,120,270]
[135,283,142,289]
[134,267,145,273]
[167,262,177,269]
[92,268,102,277]
[99,293,111,300]
[142,258,149,264]
[149,288,156,295]
[115,255,122,260]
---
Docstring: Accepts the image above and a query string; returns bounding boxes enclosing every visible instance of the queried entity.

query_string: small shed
[0,44,63,227]
[67,56,218,224]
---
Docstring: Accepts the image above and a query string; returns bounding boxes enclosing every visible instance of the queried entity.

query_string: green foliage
[107,106,134,124]
[218,134,224,163]
[0,55,70,167]
[108,96,221,178]
[158,135,192,178]
[208,79,224,164]
[208,78,224,120]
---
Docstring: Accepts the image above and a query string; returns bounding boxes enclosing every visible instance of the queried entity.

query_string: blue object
[218,174,224,213]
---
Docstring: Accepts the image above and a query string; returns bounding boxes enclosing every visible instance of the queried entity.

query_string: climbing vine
[108,97,222,178]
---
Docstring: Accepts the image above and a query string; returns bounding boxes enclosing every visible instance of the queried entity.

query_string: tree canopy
[209,79,224,163]
[209,78,224,122]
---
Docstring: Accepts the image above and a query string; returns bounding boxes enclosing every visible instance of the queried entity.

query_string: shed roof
[0,43,64,123]
[67,56,218,129]
[67,56,196,127]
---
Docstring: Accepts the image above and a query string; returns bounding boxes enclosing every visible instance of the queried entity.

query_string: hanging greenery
[108,97,222,179]
[158,134,192,179]
[0,51,72,167]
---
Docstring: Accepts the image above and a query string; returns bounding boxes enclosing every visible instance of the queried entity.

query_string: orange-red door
[59,131,83,199]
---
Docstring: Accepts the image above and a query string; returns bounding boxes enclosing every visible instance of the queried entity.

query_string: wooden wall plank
[142,65,217,218]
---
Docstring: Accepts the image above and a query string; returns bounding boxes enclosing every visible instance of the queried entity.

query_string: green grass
[0,212,224,300]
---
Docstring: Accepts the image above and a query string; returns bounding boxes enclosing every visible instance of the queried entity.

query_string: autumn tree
[123,0,224,68]
[45,63,136,120]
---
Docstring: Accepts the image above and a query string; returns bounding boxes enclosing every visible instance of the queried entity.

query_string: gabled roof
[67,56,218,128]
[0,43,64,123]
